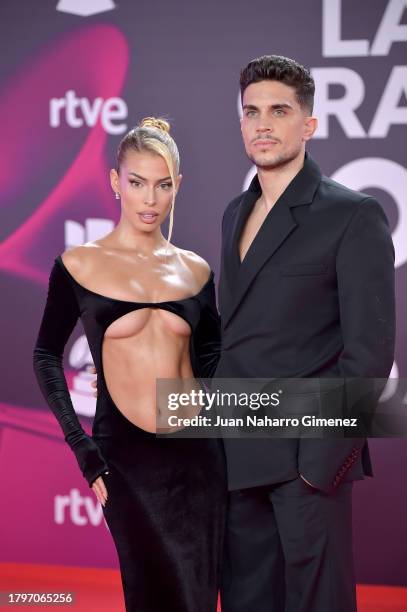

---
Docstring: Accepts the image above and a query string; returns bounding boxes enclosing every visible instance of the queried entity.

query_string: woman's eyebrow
[128,172,172,182]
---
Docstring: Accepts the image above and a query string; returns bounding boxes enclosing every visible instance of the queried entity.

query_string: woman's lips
[138,212,158,224]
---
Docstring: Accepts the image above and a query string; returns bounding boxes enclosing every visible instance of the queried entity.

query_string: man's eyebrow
[128,172,172,182]
[271,103,293,110]
[242,103,293,111]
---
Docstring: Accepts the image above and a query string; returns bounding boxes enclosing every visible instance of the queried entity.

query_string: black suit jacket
[214,152,395,493]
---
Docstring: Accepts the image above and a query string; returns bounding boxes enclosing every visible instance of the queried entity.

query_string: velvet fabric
[33,256,227,611]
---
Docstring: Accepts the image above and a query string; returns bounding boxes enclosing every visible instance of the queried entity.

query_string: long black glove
[33,260,109,487]
[193,275,221,380]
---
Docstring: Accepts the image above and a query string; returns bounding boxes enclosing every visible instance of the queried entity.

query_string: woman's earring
[115,192,120,199]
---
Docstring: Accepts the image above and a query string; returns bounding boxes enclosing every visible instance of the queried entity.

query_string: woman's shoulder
[59,243,102,278]
[175,247,212,286]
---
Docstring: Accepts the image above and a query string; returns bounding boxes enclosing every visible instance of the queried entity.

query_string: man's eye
[246,111,256,117]
[274,109,285,116]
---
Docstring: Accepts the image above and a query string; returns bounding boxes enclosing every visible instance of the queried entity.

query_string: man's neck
[256,150,306,212]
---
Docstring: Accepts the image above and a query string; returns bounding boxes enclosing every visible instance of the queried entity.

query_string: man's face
[240,80,316,170]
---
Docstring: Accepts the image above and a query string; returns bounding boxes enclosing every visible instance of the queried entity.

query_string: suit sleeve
[336,197,395,377]
[33,260,109,487]
[193,278,221,380]
[298,197,396,492]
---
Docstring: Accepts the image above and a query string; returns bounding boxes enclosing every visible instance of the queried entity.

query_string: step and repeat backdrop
[0,0,406,585]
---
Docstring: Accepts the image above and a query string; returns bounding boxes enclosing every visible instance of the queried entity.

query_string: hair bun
[140,116,171,133]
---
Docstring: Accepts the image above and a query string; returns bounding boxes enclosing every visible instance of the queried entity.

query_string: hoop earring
[115,192,120,199]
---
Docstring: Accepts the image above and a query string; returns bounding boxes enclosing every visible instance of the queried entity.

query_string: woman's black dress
[33,256,227,612]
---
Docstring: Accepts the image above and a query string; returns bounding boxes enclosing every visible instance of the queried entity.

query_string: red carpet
[1,563,406,611]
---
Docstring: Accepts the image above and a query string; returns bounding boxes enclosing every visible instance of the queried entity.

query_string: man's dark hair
[240,55,315,114]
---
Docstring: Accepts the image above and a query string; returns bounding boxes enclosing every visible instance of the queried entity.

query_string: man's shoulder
[222,191,246,224]
[317,174,374,209]
[226,190,246,210]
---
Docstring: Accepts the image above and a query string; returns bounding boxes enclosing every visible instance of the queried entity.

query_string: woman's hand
[89,365,98,398]
[88,367,106,504]
[91,474,108,506]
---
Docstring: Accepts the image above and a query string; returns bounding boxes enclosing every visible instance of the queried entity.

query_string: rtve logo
[55,489,109,527]
[56,0,116,17]
[50,90,128,134]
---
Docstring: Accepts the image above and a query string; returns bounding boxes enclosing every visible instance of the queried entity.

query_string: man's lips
[253,139,279,146]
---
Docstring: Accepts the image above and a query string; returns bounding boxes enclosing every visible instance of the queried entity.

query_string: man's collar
[246,150,322,207]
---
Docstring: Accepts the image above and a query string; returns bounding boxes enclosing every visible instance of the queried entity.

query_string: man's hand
[89,365,98,398]
[299,474,318,489]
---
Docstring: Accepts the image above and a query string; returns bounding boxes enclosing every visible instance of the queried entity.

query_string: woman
[33,117,227,612]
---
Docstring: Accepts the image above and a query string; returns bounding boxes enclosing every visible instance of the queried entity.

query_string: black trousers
[220,476,357,612]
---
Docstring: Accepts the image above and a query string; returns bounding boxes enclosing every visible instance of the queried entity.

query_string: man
[215,55,395,612]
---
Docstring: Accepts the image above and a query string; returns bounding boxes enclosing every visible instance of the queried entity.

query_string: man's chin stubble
[248,150,300,171]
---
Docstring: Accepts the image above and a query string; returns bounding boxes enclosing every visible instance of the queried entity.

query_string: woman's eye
[160,183,172,190]
[130,180,142,187]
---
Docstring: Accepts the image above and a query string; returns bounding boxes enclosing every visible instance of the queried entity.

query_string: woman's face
[111,149,181,234]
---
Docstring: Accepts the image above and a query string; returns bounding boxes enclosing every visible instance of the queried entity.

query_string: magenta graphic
[0,24,128,283]
[0,22,128,567]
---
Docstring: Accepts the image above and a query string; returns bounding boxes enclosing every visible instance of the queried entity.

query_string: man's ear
[303,116,318,141]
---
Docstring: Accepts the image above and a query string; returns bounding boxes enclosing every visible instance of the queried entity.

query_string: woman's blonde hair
[116,116,180,246]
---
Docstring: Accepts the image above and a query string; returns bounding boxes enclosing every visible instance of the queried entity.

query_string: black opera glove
[33,348,109,486]
[194,279,221,380]
[33,260,109,487]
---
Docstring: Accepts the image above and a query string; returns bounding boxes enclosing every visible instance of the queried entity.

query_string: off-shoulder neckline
[55,255,214,306]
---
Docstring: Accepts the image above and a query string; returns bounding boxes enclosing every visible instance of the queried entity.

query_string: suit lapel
[221,152,322,329]
[223,191,297,328]
[220,182,258,319]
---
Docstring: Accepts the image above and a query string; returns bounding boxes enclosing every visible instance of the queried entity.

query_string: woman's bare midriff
[61,243,211,432]
[102,306,203,432]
